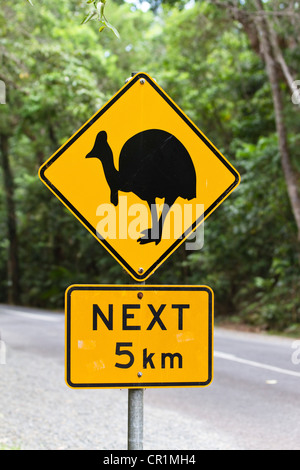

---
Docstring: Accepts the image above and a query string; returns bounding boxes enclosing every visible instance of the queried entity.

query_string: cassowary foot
[137,228,161,245]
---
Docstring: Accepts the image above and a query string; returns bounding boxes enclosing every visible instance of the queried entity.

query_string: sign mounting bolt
[140,79,145,85]
[137,372,142,378]
[138,267,144,273]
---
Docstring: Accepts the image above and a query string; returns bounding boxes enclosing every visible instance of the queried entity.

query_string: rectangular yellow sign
[65,285,213,388]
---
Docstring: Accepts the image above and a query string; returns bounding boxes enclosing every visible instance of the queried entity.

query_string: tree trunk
[253,0,300,242]
[267,21,296,94]
[209,0,300,242]
[0,133,21,304]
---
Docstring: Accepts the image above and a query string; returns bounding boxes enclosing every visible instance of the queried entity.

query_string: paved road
[0,304,299,450]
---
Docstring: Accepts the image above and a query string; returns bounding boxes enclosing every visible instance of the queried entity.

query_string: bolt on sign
[39,72,240,281]
[65,285,213,388]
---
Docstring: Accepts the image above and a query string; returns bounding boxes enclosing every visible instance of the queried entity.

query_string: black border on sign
[39,73,240,281]
[65,285,213,389]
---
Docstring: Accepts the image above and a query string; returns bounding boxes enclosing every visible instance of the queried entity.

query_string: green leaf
[27,0,34,5]
[97,1,105,20]
[102,18,120,39]
[81,11,97,25]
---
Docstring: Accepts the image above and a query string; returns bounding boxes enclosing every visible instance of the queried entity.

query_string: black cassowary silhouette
[86,129,196,244]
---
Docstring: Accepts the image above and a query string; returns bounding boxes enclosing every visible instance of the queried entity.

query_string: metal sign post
[128,388,144,450]
[65,284,213,449]
[40,72,238,451]
[128,279,145,450]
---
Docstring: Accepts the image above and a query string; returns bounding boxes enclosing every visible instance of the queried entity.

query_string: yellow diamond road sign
[39,72,240,281]
[65,285,213,388]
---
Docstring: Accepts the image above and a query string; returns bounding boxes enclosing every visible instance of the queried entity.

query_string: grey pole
[128,388,144,449]
[127,276,145,450]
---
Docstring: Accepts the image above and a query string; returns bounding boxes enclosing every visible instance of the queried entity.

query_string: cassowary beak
[85,150,95,159]
[86,131,106,158]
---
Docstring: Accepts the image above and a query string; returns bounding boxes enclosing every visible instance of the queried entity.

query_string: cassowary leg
[155,199,175,245]
[110,187,119,206]
[137,201,158,244]
[137,199,176,245]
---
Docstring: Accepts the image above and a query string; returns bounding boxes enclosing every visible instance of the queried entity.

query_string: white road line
[1,308,62,322]
[214,350,300,378]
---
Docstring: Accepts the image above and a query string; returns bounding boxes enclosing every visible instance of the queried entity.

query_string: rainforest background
[1,0,300,334]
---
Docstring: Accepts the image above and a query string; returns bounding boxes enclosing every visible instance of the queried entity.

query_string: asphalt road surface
[0,304,299,450]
